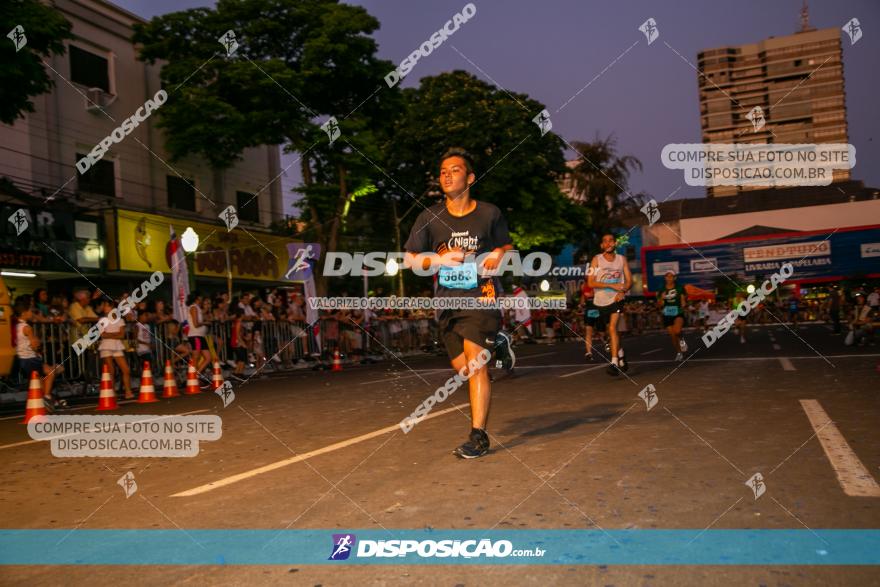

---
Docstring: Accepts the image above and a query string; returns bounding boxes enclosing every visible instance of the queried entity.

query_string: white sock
[611,357,619,366]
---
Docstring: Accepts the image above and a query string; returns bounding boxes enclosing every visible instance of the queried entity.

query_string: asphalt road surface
[1,324,879,585]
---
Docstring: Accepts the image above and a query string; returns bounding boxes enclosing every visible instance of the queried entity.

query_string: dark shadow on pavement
[496,403,625,448]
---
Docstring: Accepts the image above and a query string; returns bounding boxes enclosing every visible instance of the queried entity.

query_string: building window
[167,176,196,211]
[76,153,115,197]
[69,45,110,92]
[236,191,259,223]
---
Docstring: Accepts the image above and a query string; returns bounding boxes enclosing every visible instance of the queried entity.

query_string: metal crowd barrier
[11,317,438,390]
[2,305,849,393]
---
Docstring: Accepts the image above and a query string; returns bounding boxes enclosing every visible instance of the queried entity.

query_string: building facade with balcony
[0,0,289,296]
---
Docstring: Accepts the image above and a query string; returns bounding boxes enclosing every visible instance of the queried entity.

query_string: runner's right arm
[586,257,601,289]
[404,249,464,272]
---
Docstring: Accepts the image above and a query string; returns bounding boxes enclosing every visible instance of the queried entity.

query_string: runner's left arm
[615,261,633,301]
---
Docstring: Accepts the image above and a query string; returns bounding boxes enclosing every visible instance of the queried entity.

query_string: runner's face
[439,156,473,197]
[601,235,616,253]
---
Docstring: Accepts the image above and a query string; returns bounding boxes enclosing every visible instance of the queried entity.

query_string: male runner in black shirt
[404,148,513,458]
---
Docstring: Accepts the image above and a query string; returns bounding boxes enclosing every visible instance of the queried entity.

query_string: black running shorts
[438,309,500,360]
[593,301,622,332]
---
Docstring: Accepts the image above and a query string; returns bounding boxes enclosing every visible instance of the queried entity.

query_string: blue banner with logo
[1,529,879,565]
[641,225,880,292]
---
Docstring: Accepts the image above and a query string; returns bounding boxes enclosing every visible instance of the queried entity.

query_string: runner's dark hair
[439,147,475,175]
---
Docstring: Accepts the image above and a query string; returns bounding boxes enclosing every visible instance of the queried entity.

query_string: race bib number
[663,306,679,317]
[439,262,478,290]
[587,309,600,318]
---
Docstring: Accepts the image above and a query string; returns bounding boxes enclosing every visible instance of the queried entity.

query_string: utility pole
[391,185,440,297]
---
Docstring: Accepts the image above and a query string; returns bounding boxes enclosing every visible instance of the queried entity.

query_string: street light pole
[391,185,439,297]
[181,226,200,293]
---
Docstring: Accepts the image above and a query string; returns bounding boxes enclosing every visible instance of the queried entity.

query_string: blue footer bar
[1,530,878,565]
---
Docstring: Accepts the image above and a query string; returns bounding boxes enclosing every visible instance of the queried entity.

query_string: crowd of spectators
[525,285,878,344]
[9,283,879,393]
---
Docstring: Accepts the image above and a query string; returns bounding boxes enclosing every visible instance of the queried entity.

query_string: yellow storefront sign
[116,210,290,282]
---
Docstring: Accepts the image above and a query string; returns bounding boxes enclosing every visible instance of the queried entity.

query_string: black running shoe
[453,428,490,459]
[606,363,620,376]
[488,331,516,372]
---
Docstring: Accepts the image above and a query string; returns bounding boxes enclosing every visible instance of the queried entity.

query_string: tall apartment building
[0,0,289,294]
[697,25,848,197]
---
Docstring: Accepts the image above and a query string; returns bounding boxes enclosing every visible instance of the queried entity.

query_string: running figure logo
[285,245,314,279]
[638,384,658,411]
[842,18,862,45]
[640,199,660,226]
[321,117,341,145]
[638,18,659,45]
[745,472,766,500]
[8,208,29,235]
[7,25,26,52]
[218,30,239,56]
[746,106,766,132]
[328,534,356,560]
[532,110,552,136]
[219,205,239,231]
[117,471,138,499]
[215,381,235,408]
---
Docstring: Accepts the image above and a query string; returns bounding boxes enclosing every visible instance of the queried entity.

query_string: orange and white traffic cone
[96,363,118,411]
[161,360,179,398]
[211,361,224,391]
[331,349,343,372]
[184,361,201,395]
[22,371,47,424]
[137,361,159,403]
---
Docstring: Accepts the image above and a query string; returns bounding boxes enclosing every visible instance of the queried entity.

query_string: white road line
[558,365,607,378]
[640,348,663,356]
[778,357,796,371]
[0,398,140,421]
[0,409,211,451]
[799,399,880,497]
[772,343,782,350]
[171,404,467,497]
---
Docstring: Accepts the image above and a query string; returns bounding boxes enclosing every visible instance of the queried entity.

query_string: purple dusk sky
[113,0,878,214]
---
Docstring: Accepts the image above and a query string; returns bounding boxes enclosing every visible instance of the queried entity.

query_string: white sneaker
[675,352,683,361]
[679,338,688,353]
[740,336,746,344]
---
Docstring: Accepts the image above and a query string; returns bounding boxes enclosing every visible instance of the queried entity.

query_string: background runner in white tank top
[188,304,207,337]
[592,253,626,307]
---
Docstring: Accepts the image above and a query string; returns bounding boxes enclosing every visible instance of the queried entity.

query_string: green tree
[0,0,73,124]
[134,0,400,294]
[567,136,645,258]
[383,70,589,253]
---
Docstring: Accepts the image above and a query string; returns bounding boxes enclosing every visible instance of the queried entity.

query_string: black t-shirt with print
[404,200,511,298]
[661,286,685,308]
